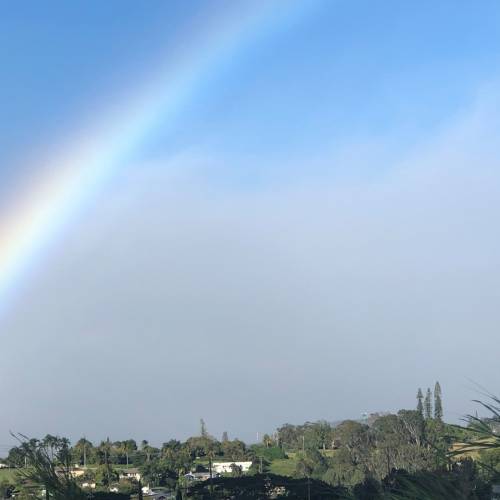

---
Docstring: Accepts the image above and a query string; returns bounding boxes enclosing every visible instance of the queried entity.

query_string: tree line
[2,384,500,499]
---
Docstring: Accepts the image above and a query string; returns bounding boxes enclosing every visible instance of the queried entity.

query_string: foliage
[251,444,286,462]
[12,434,87,500]
[95,462,119,486]
[383,463,490,500]
[434,382,443,421]
[184,473,350,499]
[0,479,15,498]
[416,389,424,417]
[5,387,500,500]
[276,420,336,451]
[140,458,178,488]
[424,388,432,419]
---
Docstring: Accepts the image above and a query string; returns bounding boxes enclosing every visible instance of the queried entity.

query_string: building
[119,467,141,482]
[184,471,212,482]
[54,467,85,478]
[212,461,252,474]
[143,486,176,499]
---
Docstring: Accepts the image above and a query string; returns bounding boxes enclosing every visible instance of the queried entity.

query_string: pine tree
[200,418,208,438]
[434,381,443,420]
[424,387,432,419]
[417,388,424,416]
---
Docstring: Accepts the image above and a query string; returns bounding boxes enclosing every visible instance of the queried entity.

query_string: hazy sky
[1,1,500,448]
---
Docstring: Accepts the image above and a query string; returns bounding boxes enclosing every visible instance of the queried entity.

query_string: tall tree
[200,418,208,438]
[434,381,443,420]
[262,434,274,448]
[424,388,432,419]
[416,388,424,416]
[73,438,93,467]
[42,435,58,462]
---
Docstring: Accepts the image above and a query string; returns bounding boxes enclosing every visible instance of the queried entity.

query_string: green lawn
[269,458,297,477]
[0,468,18,482]
[320,449,337,457]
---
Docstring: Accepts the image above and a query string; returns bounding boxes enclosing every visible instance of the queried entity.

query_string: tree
[42,434,58,462]
[95,462,118,487]
[434,381,443,420]
[140,458,177,488]
[221,439,247,461]
[424,388,432,419]
[0,479,14,499]
[6,445,27,467]
[416,388,424,416]
[13,434,86,499]
[122,439,137,467]
[200,418,208,438]
[72,437,93,467]
[262,434,274,448]
[96,439,113,466]
[398,409,425,447]
[230,463,243,477]
[138,480,144,500]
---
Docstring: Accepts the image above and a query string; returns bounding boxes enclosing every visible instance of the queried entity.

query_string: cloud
[1,88,500,443]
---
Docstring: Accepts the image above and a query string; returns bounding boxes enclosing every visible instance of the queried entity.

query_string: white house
[212,461,252,474]
[143,486,175,499]
[184,471,212,482]
[119,468,141,482]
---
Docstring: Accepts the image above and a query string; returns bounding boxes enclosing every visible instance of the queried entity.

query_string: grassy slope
[269,457,298,476]
[0,468,18,482]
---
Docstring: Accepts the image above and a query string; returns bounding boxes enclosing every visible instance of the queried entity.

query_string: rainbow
[0,2,314,316]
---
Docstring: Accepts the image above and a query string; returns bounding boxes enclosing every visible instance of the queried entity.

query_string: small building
[184,471,212,482]
[119,467,141,482]
[212,461,252,474]
[143,487,175,499]
[54,467,85,478]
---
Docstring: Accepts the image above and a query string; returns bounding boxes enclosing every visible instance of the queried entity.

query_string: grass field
[0,468,18,482]
[269,458,297,476]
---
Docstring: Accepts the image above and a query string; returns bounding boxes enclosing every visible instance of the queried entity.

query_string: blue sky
[1,1,500,444]
[3,0,500,181]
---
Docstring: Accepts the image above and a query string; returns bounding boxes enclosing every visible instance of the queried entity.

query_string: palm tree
[42,435,58,462]
[73,438,93,467]
[122,439,137,468]
[450,393,500,456]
